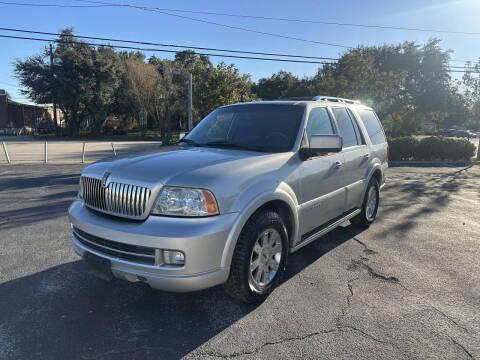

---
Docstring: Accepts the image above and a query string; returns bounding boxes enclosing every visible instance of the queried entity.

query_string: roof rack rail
[276,96,313,101]
[312,96,362,105]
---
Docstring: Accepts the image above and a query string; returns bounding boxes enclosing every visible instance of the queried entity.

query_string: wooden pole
[50,43,58,136]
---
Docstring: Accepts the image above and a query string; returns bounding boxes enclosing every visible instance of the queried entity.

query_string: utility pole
[49,43,58,136]
[188,73,193,131]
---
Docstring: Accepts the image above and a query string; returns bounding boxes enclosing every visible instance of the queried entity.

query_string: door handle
[363,153,371,159]
[333,161,343,169]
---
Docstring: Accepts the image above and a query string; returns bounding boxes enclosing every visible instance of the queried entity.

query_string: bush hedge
[388,136,476,161]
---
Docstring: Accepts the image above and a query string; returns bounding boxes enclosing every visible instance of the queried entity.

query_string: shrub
[162,132,179,146]
[414,136,447,160]
[388,136,475,161]
[414,136,475,161]
[388,136,419,160]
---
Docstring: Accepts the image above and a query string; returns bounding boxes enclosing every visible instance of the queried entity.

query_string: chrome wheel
[365,186,378,221]
[249,228,283,288]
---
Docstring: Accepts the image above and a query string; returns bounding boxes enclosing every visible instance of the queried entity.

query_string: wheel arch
[220,186,299,268]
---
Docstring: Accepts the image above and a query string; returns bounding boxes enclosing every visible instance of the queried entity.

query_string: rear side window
[332,108,358,148]
[347,109,365,145]
[305,107,334,142]
[358,109,386,145]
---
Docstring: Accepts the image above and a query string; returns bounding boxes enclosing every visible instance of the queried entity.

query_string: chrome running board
[291,208,361,253]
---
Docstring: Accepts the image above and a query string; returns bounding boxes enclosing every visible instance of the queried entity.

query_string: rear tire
[350,177,380,228]
[223,210,288,303]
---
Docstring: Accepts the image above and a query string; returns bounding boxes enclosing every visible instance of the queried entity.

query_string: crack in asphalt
[193,329,340,359]
[342,230,473,357]
[352,236,378,255]
[427,304,470,334]
[348,259,400,283]
[346,277,357,307]
[448,335,475,359]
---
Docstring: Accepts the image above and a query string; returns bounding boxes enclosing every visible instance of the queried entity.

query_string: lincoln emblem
[101,172,110,188]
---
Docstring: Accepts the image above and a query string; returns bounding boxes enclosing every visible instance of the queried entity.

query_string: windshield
[183,104,305,152]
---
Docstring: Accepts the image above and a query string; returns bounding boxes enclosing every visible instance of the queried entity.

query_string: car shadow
[0,167,81,230]
[375,166,476,237]
[0,226,361,360]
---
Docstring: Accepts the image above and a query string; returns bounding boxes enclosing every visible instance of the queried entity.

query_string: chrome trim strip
[73,231,155,259]
[291,208,361,253]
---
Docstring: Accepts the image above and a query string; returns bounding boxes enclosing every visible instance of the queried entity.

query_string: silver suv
[69,96,388,302]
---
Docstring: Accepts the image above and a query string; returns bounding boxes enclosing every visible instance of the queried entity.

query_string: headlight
[77,178,83,200]
[151,186,219,217]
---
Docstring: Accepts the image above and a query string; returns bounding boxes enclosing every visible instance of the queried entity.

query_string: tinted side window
[306,107,334,142]
[333,108,358,148]
[348,109,365,145]
[358,109,386,145]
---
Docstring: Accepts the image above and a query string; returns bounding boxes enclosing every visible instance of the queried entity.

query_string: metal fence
[1,140,163,164]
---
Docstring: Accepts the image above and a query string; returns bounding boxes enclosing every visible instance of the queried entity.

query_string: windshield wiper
[177,138,201,146]
[205,141,263,152]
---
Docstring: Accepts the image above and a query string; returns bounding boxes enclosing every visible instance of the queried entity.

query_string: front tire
[223,210,288,303]
[351,177,380,228]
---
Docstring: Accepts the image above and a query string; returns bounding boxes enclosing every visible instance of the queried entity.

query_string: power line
[1,4,476,64]
[75,0,352,49]
[0,0,351,48]
[2,33,479,74]
[0,27,340,61]
[3,0,479,36]
[0,1,111,8]
[88,3,480,36]
[1,26,478,67]
[449,65,479,69]
[0,34,335,65]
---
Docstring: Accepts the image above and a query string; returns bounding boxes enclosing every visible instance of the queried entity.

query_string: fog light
[163,250,185,266]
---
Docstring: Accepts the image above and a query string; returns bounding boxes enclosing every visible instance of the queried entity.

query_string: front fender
[220,181,299,268]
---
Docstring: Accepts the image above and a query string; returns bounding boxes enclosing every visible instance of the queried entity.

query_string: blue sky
[0,0,479,104]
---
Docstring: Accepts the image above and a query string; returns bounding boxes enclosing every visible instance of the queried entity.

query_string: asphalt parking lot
[0,164,479,359]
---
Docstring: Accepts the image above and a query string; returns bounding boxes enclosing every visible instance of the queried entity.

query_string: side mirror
[300,134,342,160]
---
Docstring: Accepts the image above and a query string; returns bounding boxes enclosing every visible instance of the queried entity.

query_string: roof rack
[312,96,362,105]
[276,96,313,101]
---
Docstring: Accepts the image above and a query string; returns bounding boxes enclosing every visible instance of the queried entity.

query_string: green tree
[15,29,123,136]
[85,46,123,135]
[463,59,480,130]
[256,39,467,135]
[253,70,310,100]
[117,58,165,133]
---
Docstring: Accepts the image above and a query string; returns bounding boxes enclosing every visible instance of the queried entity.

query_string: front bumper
[68,200,240,292]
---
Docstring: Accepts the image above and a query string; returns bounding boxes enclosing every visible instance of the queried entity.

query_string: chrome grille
[81,176,151,218]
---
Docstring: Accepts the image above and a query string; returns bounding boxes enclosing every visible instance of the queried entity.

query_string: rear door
[331,107,369,211]
[298,107,345,237]
[354,108,388,185]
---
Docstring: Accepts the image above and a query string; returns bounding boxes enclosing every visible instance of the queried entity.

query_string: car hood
[83,146,243,185]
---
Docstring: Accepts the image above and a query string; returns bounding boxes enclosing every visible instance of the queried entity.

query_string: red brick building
[0,90,62,132]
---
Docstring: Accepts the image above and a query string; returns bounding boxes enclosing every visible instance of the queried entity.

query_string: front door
[298,107,346,238]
